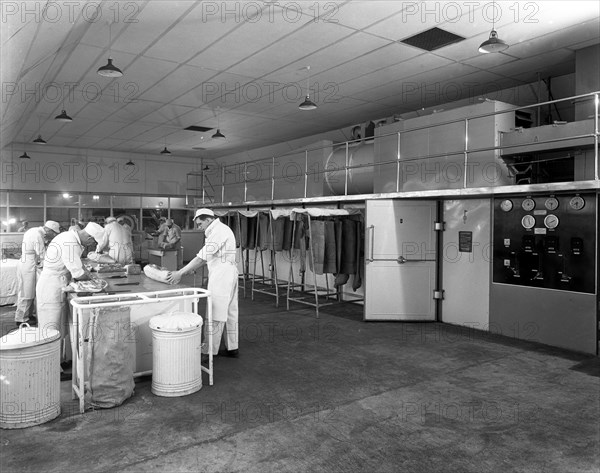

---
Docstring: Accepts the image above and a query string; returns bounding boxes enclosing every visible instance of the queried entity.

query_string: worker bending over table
[158,218,182,250]
[15,220,60,326]
[166,208,239,358]
[97,216,134,264]
[36,222,105,364]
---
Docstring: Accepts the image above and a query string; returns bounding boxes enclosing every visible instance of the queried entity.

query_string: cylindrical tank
[325,141,374,195]
[0,324,61,429]
[149,311,203,397]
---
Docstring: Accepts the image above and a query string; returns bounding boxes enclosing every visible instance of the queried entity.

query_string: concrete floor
[1,283,599,473]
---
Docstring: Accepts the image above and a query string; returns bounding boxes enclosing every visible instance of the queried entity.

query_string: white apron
[36,268,70,334]
[16,252,38,300]
[207,262,238,322]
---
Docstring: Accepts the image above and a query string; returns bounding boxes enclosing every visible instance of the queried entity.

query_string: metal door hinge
[433,290,444,300]
[434,221,445,231]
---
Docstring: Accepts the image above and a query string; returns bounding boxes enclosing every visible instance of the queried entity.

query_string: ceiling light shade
[19,151,31,159]
[299,66,317,110]
[299,95,317,110]
[160,146,171,155]
[478,30,509,53]
[33,134,47,144]
[97,58,123,77]
[212,129,226,139]
[97,21,123,77]
[55,110,73,122]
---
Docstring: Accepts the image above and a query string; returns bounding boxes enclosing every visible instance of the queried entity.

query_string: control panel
[493,193,596,293]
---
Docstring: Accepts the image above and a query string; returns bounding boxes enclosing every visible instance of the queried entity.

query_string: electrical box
[493,193,596,293]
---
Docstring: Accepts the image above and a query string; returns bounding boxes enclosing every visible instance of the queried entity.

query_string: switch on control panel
[545,236,558,254]
[571,237,583,256]
[522,235,535,252]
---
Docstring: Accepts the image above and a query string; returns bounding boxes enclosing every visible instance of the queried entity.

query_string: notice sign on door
[458,231,473,253]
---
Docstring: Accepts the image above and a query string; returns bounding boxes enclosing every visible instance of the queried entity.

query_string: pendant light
[55,88,73,122]
[212,109,226,139]
[33,116,47,144]
[299,66,317,110]
[19,135,31,159]
[55,109,73,122]
[125,159,135,167]
[479,0,509,53]
[97,21,123,77]
[160,136,171,154]
[212,129,226,139]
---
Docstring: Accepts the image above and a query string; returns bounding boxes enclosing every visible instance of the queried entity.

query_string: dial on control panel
[544,197,559,211]
[521,215,536,229]
[521,198,535,211]
[544,214,559,229]
[569,196,585,210]
[500,199,513,212]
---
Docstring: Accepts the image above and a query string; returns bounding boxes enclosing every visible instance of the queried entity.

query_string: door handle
[367,225,375,262]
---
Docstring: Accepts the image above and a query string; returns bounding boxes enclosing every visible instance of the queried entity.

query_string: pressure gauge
[521,198,536,211]
[569,196,585,210]
[544,197,559,211]
[521,215,536,229]
[500,199,513,212]
[544,214,559,229]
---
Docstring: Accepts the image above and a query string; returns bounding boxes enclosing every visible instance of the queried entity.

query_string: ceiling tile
[188,12,309,71]
[327,1,406,30]
[143,3,240,63]
[112,1,197,54]
[284,31,393,75]
[139,65,216,103]
[311,42,422,84]
[107,122,157,141]
[227,20,354,78]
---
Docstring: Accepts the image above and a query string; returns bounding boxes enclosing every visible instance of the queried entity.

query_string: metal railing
[188,91,600,206]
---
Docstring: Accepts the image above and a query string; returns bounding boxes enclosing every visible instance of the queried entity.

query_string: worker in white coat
[96,216,134,264]
[158,218,181,250]
[117,216,132,236]
[166,208,239,357]
[14,220,60,326]
[36,222,105,350]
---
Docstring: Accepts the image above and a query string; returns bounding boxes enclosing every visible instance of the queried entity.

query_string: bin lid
[149,311,203,332]
[0,323,61,350]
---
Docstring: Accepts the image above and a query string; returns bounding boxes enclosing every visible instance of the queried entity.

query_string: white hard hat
[194,208,215,219]
[84,222,105,243]
[44,220,60,234]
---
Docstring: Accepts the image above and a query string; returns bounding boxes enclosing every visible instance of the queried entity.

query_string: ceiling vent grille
[401,27,465,51]
[185,125,213,132]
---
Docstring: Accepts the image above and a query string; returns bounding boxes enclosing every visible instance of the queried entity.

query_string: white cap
[84,222,105,243]
[194,208,215,219]
[105,216,117,224]
[44,220,60,234]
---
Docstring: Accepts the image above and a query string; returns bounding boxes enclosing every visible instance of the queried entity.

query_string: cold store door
[440,199,491,329]
[364,199,437,321]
